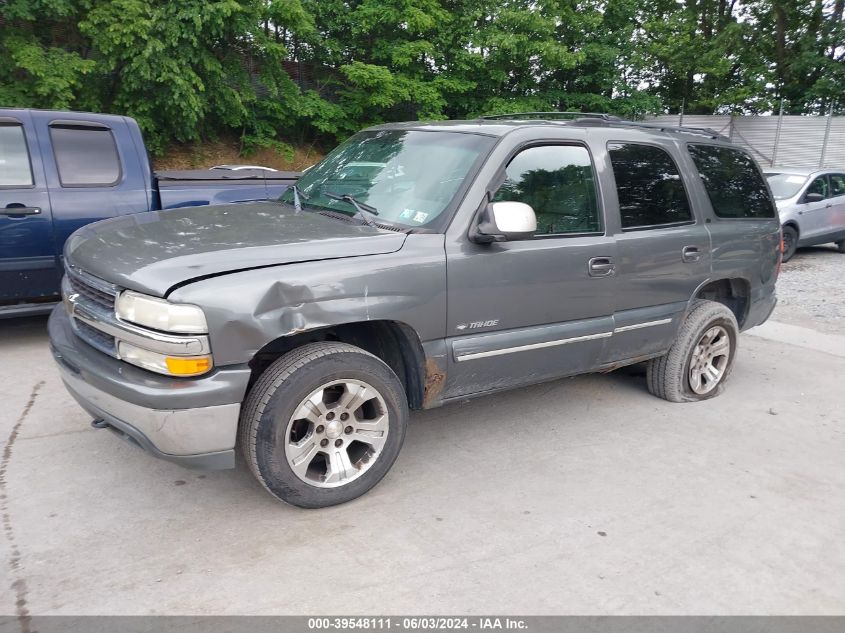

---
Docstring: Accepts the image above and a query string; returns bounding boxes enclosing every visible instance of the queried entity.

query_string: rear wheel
[239,342,408,508]
[782,225,798,262]
[647,300,739,403]
[836,240,845,254]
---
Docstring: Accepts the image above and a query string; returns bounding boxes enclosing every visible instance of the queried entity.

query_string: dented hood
[64,202,407,296]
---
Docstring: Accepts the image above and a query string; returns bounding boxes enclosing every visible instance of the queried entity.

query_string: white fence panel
[646,114,844,169]
[822,118,845,168]
[775,116,829,168]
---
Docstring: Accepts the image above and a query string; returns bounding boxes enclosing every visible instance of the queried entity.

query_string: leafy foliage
[1,0,843,154]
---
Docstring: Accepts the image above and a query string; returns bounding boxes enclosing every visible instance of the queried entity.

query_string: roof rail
[480,111,622,121]
[570,118,729,141]
[477,111,730,140]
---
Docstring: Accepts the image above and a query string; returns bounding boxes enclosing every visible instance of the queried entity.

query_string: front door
[443,143,616,399]
[0,113,56,306]
[825,173,845,243]
[798,175,832,242]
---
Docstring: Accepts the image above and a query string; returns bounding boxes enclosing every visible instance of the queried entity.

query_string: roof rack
[478,111,729,141]
[480,111,622,121]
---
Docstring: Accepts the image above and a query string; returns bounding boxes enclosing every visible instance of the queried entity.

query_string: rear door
[602,139,711,362]
[32,113,149,270]
[0,112,57,306]
[444,141,617,398]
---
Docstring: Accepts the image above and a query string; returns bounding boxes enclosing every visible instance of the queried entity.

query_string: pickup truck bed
[156,169,300,209]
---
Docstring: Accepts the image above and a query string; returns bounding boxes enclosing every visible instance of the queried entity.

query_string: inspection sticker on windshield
[400,209,429,224]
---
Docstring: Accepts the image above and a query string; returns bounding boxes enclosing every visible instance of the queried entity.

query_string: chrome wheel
[283,379,389,488]
[688,325,731,395]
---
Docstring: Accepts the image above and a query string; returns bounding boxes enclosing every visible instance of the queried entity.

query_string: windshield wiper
[290,184,309,211]
[323,191,379,227]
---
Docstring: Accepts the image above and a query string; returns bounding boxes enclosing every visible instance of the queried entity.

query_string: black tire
[781,225,798,262]
[239,342,408,508]
[646,300,739,403]
[837,240,845,254]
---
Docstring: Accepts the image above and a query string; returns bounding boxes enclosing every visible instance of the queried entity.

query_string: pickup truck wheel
[646,300,739,403]
[239,342,408,508]
[837,240,845,254]
[781,225,798,262]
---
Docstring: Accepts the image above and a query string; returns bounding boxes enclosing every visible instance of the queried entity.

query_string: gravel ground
[772,244,845,334]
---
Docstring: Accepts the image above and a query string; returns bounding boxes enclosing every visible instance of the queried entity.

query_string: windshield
[281,130,495,228]
[765,173,808,200]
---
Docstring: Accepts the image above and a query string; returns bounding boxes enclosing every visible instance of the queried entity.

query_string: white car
[763,167,845,261]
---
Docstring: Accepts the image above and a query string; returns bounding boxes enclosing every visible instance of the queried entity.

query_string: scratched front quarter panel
[168,233,448,367]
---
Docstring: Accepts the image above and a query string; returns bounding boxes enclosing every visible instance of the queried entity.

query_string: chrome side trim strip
[613,318,673,334]
[455,331,613,362]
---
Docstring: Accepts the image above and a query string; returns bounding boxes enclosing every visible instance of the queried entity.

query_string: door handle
[2,206,41,217]
[682,246,701,263]
[588,257,615,277]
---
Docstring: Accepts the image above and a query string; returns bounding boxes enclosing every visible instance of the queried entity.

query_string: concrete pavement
[1,309,843,615]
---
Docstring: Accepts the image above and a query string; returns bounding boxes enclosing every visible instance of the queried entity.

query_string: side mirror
[804,192,825,204]
[472,201,537,243]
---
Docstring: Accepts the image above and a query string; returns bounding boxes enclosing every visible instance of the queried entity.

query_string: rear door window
[687,144,776,218]
[0,124,34,187]
[49,124,121,187]
[493,145,600,235]
[830,174,845,197]
[608,143,693,230]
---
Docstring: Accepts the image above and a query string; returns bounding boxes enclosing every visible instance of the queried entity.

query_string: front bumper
[49,305,251,470]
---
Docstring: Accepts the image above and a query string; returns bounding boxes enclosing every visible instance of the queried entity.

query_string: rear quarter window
[687,145,775,219]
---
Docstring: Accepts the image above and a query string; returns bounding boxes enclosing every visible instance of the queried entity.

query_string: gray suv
[49,114,781,507]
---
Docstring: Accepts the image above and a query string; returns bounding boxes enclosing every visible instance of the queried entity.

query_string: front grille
[74,319,117,357]
[67,270,116,311]
[64,264,120,357]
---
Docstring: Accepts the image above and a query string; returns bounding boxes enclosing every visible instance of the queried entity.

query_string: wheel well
[783,220,799,234]
[695,279,750,327]
[247,320,427,410]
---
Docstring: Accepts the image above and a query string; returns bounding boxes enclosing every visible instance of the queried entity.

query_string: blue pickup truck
[0,108,299,317]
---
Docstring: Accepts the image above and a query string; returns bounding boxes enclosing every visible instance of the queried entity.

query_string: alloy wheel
[283,379,389,488]
[688,325,731,395]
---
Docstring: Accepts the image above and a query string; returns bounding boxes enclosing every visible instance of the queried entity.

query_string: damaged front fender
[168,234,448,392]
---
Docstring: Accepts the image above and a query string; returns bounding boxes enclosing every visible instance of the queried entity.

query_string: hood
[65,202,407,296]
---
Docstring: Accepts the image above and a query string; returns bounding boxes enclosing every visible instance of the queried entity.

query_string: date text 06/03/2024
[307,617,529,630]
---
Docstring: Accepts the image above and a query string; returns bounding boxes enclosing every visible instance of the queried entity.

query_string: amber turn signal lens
[165,356,213,376]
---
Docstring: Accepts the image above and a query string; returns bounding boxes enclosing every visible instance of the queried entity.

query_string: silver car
[763,167,845,261]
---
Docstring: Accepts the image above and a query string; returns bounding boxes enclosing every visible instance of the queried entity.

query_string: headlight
[115,290,208,334]
[117,341,212,377]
